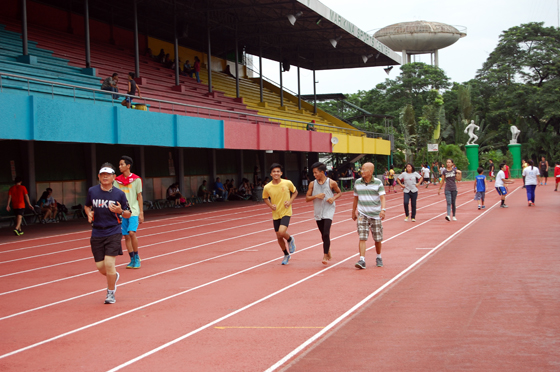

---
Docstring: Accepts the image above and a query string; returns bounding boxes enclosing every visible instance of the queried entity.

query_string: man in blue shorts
[495,163,515,208]
[84,164,131,304]
[114,155,144,269]
[263,163,298,265]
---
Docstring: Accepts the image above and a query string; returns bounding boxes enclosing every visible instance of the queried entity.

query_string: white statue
[464,120,480,145]
[510,125,521,144]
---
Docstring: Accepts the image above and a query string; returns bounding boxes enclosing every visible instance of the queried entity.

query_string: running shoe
[281,255,291,265]
[500,204,509,208]
[528,202,531,207]
[478,205,481,210]
[288,237,296,254]
[126,256,135,269]
[355,259,366,269]
[114,272,120,293]
[132,256,141,269]
[411,218,416,222]
[404,217,409,222]
[481,206,486,209]
[452,217,457,221]
[18,229,24,235]
[104,290,116,304]
[376,257,383,267]
[445,215,450,221]
[13,229,20,236]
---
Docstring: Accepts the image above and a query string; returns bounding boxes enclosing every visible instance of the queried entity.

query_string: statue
[464,120,479,145]
[510,125,521,144]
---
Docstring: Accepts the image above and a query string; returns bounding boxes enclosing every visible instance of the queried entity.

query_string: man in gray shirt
[306,162,341,265]
[101,73,119,99]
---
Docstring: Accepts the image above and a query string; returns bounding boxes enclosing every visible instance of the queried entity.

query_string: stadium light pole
[297,63,301,110]
[206,11,212,93]
[133,0,140,79]
[84,0,91,68]
[21,0,28,56]
[313,69,317,114]
[259,40,263,103]
[279,61,284,107]
[173,1,180,86]
[235,25,240,98]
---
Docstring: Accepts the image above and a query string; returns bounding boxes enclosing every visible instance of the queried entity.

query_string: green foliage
[438,143,469,170]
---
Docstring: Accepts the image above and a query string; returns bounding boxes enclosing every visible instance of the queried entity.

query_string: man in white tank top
[306,162,341,264]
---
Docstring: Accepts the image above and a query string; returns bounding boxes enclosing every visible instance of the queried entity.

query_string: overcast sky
[257,0,559,97]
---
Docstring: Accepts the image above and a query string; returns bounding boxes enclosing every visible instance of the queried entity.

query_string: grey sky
[259,0,559,97]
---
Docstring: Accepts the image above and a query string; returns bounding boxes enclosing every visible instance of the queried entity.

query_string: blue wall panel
[0,92,225,149]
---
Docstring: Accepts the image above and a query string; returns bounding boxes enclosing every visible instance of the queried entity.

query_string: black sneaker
[355,260,366,269]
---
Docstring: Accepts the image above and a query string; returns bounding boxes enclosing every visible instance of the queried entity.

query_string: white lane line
[0,190,483,361]
[105,195,484,372]
[265,188,520,372]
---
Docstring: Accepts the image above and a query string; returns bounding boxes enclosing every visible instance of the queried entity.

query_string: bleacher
[0,18,265,123]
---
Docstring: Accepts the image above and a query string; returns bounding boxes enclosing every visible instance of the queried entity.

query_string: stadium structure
[0,0,401,211]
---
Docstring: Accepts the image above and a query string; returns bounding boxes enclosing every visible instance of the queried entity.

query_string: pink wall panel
[311,131,332,153]
[223,121,258,149]
[287,128,310,151]
[259,124,288,151]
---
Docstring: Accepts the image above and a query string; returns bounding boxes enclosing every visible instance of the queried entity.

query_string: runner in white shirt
[522,160,540,206]
[495,163,515,208]
[421,164,431,188]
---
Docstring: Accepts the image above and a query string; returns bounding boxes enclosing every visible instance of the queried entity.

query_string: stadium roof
[38,0,401,70]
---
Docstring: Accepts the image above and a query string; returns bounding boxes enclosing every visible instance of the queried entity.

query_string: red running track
[0,184,558,371]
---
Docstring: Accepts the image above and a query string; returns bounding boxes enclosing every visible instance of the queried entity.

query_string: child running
[555,162,560,191]
[84,164,131,304]
[474,167,487,210]
[306,162,341,264]
[388,165,396,193]
[262,163,298,265]
[522,160,540,206]
[495,163,515,208]
[438,158,462,221]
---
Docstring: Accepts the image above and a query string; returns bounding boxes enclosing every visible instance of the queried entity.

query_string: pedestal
[465,144,479,177]
[508,143,522,178]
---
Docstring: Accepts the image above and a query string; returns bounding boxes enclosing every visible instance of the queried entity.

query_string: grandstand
[0,0,400,211]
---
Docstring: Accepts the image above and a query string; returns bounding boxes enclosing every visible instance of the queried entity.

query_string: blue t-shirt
[476,175,486,192]
[214,182,224,191]
[85,185,130,237]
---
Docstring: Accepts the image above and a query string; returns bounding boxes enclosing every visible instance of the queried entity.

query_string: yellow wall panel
[363,137,376,154]
[375,138,391,155]
[348,135,363,154]
[332,134,349,153]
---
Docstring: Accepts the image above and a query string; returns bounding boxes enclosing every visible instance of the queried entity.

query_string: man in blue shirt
[214,177,229,201]
[84,163,131,304]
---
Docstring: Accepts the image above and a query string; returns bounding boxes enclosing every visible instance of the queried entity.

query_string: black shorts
[423,177,430,182]
[90,233,123,262]
[273,216,291,232]
[13,208,25,216]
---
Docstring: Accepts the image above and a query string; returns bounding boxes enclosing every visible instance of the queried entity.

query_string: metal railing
[0,71,389,140]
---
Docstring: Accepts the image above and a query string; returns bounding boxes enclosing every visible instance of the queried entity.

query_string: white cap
[99,167,115,174]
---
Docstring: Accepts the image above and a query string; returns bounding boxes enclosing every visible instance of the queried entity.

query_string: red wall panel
[223,121,258,149]
[311,131,332,153]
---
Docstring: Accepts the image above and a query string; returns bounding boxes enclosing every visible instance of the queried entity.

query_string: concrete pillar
[401,50,406,65]
[297,64,301,110]
[434,49,439,67]
[206,12,213,93]
[133,0,140,79]
[259,44,263,103]
[211,149,217,184]
[177,148,185,194]
[85,143,97,188]
[235,26,240,98]
[279,61,284,107]
[133,146,145,179]
[238,150,244,185]
[21,0,28,56]
[173,1,180,87]
[21,141,36,202]
[313,70,317,114]
[84,0,91,68]
[259,151,266,181]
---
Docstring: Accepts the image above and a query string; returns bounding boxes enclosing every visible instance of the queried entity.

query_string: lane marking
[265,187,521,372]
[214,327,324,330]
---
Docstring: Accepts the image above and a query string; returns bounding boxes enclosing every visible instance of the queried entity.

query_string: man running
[6,177,33,236]
[114,155,144,269]
[488,159,495,182]
[352,162,386,269]
[262,163,298,265]
[495,163,515,208]
[306,162,341,264]
[84,164,131,304]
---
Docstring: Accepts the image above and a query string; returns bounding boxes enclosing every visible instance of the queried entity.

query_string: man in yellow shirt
[262,163,298,265]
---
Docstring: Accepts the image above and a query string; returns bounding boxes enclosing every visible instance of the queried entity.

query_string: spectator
[38,187,59,223]
[301,167,310,192]
[101,73,119,99]
[198,180,212,202]
[223,64,235,78]
[193,56,201,83]
[144,48,153,59]
[157,49,165,63]
[253,166,260,186]
[238,179,252,199]
[262,176,270,187]
[306,119,317,131]
[122,72,142,109]
[214,177,228,201]
[6,177,33,236]
[166,183,184,208]
[182,60,193,77]
[163,53,172,68]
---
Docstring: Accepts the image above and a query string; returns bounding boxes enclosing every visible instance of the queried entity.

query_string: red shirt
[194,61,200,72]
[8,185,28,209]
[504,165,510,179]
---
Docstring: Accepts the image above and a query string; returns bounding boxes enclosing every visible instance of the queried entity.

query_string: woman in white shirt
[397,163,422,222]
[522,159,540,206]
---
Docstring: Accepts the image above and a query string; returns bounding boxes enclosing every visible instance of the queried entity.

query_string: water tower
[374,21,466,66]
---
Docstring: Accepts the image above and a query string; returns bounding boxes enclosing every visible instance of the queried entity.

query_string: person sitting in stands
[262,176,270,187]
[198,180,212,202]
[101,73,119,99]
[122,72,142,109]
[157,49,165,63]
[306,119,317,131]
[164,54,172,68]
[214,177,228,201]
[144,48,153,59]
[170,58,180,70]
[38,187,58,223]
[193,56,201,83]
[167,183,184,208]
[182,60,193,77]
[223,64,235,78]
[238,179,252,199]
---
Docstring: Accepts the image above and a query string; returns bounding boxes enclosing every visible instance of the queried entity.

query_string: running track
[0,184,558,371]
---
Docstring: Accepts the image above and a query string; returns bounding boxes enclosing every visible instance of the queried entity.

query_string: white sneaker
[452,217,457,221]
[445,215,450,221]
[404,217,409,222]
